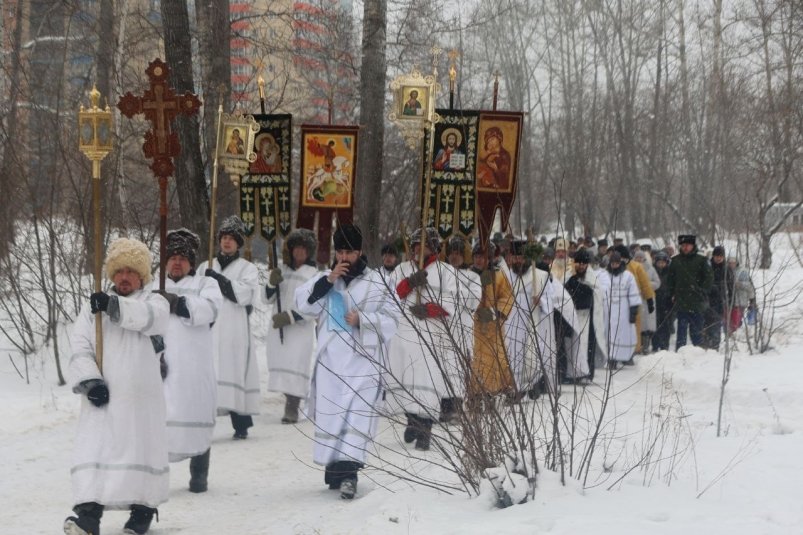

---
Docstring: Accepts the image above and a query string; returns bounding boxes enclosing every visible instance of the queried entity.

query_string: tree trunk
[354,0,387,264]
[195,0,234,218]
[0,0,25,259]
[161,0,210,257]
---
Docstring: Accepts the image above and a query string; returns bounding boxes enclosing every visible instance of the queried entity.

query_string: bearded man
[65,238,169,535]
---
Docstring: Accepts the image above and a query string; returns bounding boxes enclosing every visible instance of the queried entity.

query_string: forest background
[2,0,803,382]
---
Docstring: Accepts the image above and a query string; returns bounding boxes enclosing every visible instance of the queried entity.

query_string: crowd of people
[62,220,758,534]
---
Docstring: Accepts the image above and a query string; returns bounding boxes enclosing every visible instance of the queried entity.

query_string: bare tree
[355,0,388,262]
[161,0,210,256]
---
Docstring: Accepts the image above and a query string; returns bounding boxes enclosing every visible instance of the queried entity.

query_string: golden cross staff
[78,86,114,374]
[448,49,459,110]
[419,45,441,274]
[206,86,225,269]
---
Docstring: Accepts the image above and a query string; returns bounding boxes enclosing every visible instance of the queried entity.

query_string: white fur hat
[104,237,153,284]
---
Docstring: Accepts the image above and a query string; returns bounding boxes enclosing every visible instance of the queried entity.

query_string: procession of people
[63,217,755,533]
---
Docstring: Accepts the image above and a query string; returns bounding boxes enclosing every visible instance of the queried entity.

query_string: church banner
[296,124,359,264]
[421,109,479,239]
[240,114,292,242]
[475,111,523,244]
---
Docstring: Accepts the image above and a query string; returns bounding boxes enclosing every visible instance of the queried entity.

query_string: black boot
[403,413,419,443]
[189,448,210,493]
[123,505,157,535]
[231,411,253,439]
[439,398,459,423]
[325,460,362,491]
[414,418,433,451]
[64,502,103,535]
[282,394,301,424]
[340,476,358,499]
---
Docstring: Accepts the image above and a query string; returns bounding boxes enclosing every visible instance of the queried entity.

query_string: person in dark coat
[651,251,673,351]
[667,235,713,350]
[703,245,734,350]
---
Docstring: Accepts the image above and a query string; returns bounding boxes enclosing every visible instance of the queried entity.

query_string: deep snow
[2,240,802,534]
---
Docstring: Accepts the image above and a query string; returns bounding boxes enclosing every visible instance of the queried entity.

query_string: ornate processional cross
[117,58,202,289]
[117,58,201,178]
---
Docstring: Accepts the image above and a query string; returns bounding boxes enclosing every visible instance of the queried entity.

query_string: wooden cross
[117,58,201,179]
[117,58,202,289]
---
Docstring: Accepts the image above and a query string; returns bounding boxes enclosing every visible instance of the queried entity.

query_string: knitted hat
[166,228,200,267]
[217,215,246,247]
[654,251,670,263]
[712,245,726,257]
[104,237,153,284]
[333,223,363,251]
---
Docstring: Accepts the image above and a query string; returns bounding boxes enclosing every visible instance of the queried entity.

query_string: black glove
[153,290,180,313]
[647,298,655,314]
[87,382,109,407]
[480,269,494,287]
[476,307,495,324]
[272,311,293,329]
[409,303,429,320]
[90,292,110,314]
[268,268,284,287]
[406,270,428,288]
[206,269,236,302]
[629,306,639,324]
[160,355,168,380]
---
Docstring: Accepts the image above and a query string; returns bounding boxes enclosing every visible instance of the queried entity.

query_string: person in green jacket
[667,235,713,350]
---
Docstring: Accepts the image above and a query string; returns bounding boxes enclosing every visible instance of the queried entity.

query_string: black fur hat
[284,228,317,265]
[217,215,246,247]
[678,234,696,246]
[472,240,496,256]
[166,228,201,267]
[446,236,466,255]
[333,223,363,251]
[574,248,592,264]
[410,227,441,252]
[613,244,631,260]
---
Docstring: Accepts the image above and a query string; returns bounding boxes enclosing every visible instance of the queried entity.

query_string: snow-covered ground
[2,239,803,534]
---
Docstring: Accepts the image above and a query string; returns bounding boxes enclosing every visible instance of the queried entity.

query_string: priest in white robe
[294,224,398,500]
